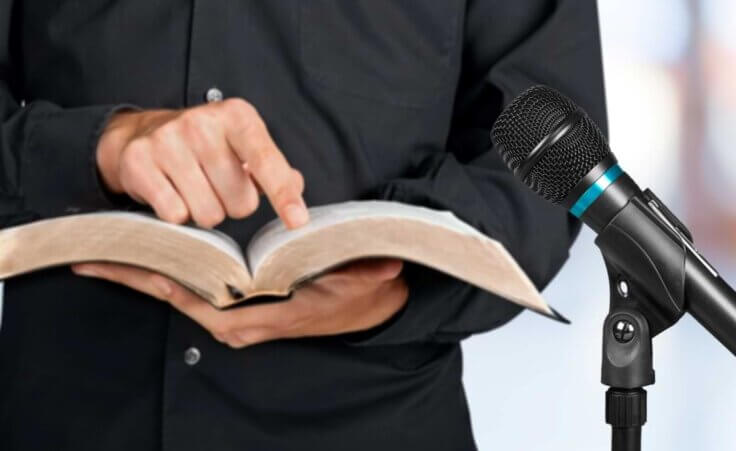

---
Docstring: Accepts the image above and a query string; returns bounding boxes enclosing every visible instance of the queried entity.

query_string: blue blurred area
[464,1,736,449]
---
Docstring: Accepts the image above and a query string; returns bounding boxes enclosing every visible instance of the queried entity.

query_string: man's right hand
[96,99,308,229]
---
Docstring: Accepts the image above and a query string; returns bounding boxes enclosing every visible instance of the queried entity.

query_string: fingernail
[285,203,309,228]
[152,277,172,298]
[72,265,97,277]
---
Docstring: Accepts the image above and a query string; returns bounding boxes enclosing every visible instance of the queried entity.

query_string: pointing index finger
[221,99,308,228]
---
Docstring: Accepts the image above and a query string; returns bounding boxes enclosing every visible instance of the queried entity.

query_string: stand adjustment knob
[605,388,647,428]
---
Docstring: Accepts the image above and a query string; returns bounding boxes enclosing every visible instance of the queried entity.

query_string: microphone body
[686,251,736,354]
[491,86,736,355]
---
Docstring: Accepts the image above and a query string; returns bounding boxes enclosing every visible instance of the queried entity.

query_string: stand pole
[611,427,641,451]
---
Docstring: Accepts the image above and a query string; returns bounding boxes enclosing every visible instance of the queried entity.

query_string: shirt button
[205,87,223,103]
[184,347,201,366]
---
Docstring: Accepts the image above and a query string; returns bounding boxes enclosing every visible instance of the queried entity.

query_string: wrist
[96,111,139,194]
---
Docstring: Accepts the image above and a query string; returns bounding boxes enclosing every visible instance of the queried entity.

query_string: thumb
[351,258,404,282]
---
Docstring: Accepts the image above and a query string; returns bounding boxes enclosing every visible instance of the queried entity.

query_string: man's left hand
[71,258,408,348]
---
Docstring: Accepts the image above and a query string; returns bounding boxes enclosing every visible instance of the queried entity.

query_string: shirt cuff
[20,104,139,217]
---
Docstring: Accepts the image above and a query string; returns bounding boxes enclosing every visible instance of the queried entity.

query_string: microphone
[491,85,736,355]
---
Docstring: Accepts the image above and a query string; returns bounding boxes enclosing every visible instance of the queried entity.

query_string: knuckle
[178,112,212,143]
[156,198,188,224]
[243,135,271,171]
[193,216,214,229]
[180,123,203,145]
[193,206,226,229]
[125,137,150,155]
[211,323,231,337]
[245,182,261,205]
[178,108,205,126]
[121,139,150,171]
[230,194,259,218]
[210,207,227,225]
[272,181,298,208]
[119,158,143,183]
[119,145,151,189]
[291,169,305,193]
[224,98,257,117]
[118,174,137,197]
[152,122,180,142]
[166,206,190,225]
[226,340,245,349]
[149,189,170,211]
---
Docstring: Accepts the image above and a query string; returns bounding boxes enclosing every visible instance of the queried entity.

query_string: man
[0,1,607,450]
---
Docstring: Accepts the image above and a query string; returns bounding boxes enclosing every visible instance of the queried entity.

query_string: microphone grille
[491,86,611,204]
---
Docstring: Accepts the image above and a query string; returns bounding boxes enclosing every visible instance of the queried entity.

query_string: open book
[0,201,559,319]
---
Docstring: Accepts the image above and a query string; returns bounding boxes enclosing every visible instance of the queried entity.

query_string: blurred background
[463,0,736,449]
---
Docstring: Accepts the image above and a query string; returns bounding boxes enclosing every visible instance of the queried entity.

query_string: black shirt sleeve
[348,0,608,345]
[0,0,135,227]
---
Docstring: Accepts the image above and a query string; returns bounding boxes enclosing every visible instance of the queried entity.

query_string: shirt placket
[160,1,251,449]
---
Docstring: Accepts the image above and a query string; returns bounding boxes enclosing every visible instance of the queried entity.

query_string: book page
[245,200,553,316]
[246,200,484,272]
[91,211,247,267]
[0,211,252,308]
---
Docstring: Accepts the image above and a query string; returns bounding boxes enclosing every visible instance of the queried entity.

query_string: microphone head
[491,86,611,204]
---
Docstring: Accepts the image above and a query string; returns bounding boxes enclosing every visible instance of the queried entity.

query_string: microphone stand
[594,189,697,451]
[599,265,654,451]
[491,85,736,449]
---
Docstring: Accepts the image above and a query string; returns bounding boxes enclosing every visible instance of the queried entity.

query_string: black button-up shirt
[0,1,606,450]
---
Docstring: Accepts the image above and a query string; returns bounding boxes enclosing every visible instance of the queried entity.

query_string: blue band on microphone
[569,164,623,218]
